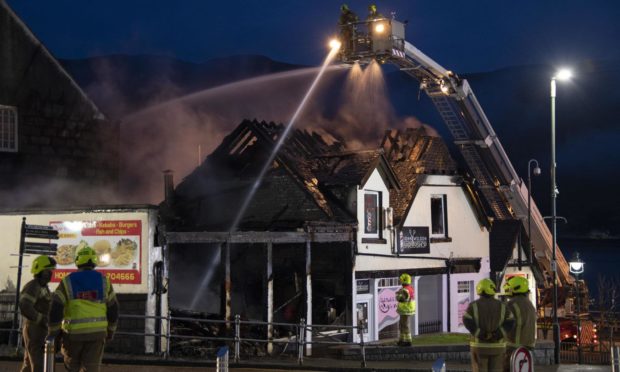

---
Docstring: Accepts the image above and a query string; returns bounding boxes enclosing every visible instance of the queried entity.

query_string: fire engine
[334,11,573,287]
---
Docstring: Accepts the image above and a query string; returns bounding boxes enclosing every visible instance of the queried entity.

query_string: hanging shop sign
[50,220,142,284]
[398,226,430,254]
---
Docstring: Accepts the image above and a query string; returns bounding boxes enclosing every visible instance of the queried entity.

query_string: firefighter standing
[48,247,119,372]
[19,255,57,372]
[338,4,358,53]
[395,273,415,346]
[503,276,537,368]
[463,279,514,372]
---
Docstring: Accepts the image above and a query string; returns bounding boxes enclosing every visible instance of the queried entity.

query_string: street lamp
[525,159,541,270]
[569,252,585,364]
[551,67,572,364]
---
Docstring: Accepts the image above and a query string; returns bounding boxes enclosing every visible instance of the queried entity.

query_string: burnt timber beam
[165,231,354,244]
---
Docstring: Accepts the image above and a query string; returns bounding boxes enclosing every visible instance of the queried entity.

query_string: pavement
[0,356,613,371]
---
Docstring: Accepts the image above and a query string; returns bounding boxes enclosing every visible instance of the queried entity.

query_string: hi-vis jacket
[396,284,416,316]
[506,295,537,348]
[49,269,119,341]
[463,296,514,348]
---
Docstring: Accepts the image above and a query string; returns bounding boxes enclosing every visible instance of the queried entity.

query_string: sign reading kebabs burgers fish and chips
[50,220,142,284]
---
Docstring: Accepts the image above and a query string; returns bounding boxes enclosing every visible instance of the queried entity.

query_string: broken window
[364,191,381,236]
[431,194,447,237]
[0,105,17,152]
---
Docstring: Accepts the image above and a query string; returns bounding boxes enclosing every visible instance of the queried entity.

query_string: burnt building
[0,1,119,206]
[161,119,497,346]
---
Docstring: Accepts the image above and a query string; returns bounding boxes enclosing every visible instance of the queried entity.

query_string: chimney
[163,169,174,205]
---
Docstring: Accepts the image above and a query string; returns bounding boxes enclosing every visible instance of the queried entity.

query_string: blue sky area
[7,0,620,72]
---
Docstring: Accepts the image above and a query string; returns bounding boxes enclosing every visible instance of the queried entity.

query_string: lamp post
[551,68,572,364]
[569,252,585,364]
[526,159,541,270]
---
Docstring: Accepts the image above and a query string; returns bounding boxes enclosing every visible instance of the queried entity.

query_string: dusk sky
[7,0,620,72]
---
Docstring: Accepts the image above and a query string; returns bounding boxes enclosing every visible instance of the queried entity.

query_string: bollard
[216,346,229,372]
[612,346,620,372]
[358,319,367,368]
[43,335,55,372]
[298,318,305,365]
[234,314,240,363]
[432,357,446,372]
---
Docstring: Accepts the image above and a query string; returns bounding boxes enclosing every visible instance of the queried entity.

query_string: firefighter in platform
[48,246,119,372]
[503,276,537,368]
[463,278,514,372]
[19,255,56,372]
[395,273,415,346]
[338,4,358,53]
[367,4,384,21]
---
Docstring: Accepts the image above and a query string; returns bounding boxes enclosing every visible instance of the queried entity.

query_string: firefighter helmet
[399,273,412,285]
[505,276,529,295]
[75,246,98,267]
[31,255,57,275]
[476,278,496,296]
[341,4,349,12]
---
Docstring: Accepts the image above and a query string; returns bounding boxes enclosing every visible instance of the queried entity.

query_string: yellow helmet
[31,255,57,275]
[505,276,529,295]
[75,246,98,267]
[399,273,411,285]
[476,278,496,296]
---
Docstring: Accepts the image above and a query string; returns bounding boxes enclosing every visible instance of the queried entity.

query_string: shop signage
[398,226,430,254]
[356,279,370,294]
[50,220,142,284]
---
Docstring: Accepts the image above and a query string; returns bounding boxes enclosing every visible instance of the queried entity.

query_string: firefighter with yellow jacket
[503,276,537,366]
[19,255,56,372]
[48,246,119,371]
[395,273,415,346]
[463,279,514,372]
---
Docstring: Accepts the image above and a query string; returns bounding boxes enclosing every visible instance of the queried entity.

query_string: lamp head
[569,252,584,275]
[533,166,541,176]
[555,69,573,81]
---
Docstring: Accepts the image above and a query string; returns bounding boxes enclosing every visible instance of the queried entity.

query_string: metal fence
[560,341,611,365]
[419,320,442,334]
[1,311,368,366]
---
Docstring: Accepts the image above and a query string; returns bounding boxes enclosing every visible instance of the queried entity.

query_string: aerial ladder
[336,16,572,286]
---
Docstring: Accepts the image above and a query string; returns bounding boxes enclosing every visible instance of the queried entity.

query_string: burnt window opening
[364,191,381,237]
[0,105,18,152]
[431,194,447,237]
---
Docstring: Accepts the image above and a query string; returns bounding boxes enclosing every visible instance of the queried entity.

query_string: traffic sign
[24,242,58,254]
[24,225,59,239]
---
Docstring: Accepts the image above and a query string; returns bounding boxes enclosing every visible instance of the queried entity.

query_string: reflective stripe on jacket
[507,295,537,348]
[61,270,109,334]
[462,296,514,348]
[396,284,415,315]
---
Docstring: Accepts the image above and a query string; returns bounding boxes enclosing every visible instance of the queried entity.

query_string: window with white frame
[431,194,447,237]
[363,190,381,237]
[0,106,18,152]
[457,280,473,294]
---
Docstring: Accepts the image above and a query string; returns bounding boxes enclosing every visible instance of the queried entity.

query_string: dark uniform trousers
[471,345,505,372]
[62,335,105,372]
[21,323,47,372]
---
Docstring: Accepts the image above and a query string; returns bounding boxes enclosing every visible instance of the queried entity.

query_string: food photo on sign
[50,220,142,284]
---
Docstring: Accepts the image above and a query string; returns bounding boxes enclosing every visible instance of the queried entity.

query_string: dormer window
[364,191,381,238]
[0,105,18,152]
